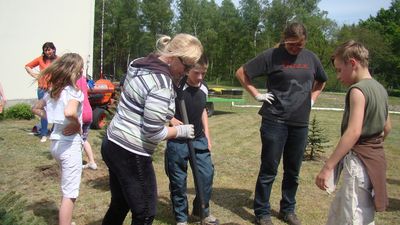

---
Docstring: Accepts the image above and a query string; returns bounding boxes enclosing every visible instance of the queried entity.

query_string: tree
[305,115,331,161]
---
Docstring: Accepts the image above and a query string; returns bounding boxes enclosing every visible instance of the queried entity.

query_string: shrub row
[0,103,34,120]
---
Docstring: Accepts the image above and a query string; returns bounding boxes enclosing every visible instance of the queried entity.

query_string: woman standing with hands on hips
[101,33,203,225]
[236,22,327,225]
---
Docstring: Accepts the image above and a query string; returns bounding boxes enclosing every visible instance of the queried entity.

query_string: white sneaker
[83,162,98,170]
[40,136,47,143]
[203,215,219,225]
[176,222,187,225]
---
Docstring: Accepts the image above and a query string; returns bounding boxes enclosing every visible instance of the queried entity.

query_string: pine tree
[305,115,331,160]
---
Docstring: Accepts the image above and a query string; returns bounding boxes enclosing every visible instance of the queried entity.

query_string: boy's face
[187,65,207,86]
[333,57,355,86]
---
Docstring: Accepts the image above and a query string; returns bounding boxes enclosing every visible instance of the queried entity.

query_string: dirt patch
[36,164,60,179]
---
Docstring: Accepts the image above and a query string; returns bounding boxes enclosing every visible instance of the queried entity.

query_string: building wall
[0,0,95,103]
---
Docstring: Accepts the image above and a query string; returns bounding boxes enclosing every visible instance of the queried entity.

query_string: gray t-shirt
[244,46,327,126]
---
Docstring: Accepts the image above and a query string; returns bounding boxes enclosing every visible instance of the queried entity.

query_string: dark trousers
[165,137,214,222]
[254,118,308,218]
[101,137,156,225]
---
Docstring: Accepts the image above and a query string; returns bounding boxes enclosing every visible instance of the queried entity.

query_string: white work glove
[311,99,315,107]
[175,124,195,139]
[255,93,274,104]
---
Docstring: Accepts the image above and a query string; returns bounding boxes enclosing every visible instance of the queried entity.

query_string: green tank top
[341,79,388,139]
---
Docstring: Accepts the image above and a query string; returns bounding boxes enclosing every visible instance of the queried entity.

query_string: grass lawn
[0,92,399,225]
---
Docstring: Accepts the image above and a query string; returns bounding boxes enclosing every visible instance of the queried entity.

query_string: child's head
[331,40,370,86]
[331,40,369,68]
[187,54,208,86]
[41,53,84,98]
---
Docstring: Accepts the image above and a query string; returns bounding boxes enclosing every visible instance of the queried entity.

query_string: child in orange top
[25,42,58,142]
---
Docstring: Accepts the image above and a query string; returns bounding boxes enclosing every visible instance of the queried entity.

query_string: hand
[255,93,274,104]
[175,124,194,139]
[315,165,333,191]
[311,99,315,107]
[63,120,82,136]
[169,117,183,126]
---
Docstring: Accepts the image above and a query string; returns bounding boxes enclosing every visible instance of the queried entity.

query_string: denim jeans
[254,118,308,218]
[101,137,156,225]
[37,88,48,137]
[165,137,214,222]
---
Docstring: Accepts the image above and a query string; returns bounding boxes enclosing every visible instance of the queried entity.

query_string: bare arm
[63,99,81,136]
[383,114,392,141]
[311,80,326,103]
[202,108,212,150]
[25,66,39,79]
[31,99,47,119]
[315,88,365,190]
[235,66,260,98]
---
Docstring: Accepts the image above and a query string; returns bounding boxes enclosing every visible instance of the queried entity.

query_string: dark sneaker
[278,212,301,225]
[255,216,274,225]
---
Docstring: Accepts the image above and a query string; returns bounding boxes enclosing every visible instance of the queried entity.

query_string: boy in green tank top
[315,40,392,224]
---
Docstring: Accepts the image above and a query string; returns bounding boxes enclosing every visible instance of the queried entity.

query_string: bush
[4,103,34,120]
[0,191,46,225]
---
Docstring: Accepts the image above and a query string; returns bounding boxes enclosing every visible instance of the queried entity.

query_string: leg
[55,141,83,225]
[192,137,214,218]
[326,153,375,225]
[165,141,190,223]
[82,123,97,169]
[254,119,287,218]
[59,197,76,225]
[101,137,156,225]
[279,125,308,214]
[37,88,48,139]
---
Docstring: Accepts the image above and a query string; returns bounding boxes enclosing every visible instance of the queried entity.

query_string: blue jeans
[37,88,48,137]
[254,118,308,218]
[101,137,156,225]
[165,137,214,222]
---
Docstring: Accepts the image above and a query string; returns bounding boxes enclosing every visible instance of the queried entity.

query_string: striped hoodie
[107,54,176,156]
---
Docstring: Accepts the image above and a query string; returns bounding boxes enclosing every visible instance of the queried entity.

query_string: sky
[215,0,393,25]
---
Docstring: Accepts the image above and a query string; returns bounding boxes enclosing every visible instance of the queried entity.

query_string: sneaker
[83,162,97,170]
[40,136,47,143]
[278,212,301,225]
[255,216,274,225]
[203,215,219,225]
[176,222,187,225]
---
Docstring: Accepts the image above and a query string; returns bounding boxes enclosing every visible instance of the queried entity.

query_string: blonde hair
[332,40,369,67]
[156,33,203,65]
[40,53,84,99]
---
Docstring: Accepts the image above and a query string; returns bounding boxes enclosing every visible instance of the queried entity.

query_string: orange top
[25,56,53,89]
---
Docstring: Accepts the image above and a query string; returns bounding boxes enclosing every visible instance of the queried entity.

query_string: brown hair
[40,53,84,99]
[331,40,369,67]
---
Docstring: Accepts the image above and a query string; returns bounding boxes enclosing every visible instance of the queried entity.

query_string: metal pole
[100,0,105,79]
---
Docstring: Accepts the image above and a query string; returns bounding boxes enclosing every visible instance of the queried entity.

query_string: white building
[0,0,95,105]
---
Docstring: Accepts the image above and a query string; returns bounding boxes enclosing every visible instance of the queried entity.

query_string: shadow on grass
[387,197,400,212]
[186,187,254,224]
[85,175,110,191]
[27,199,58,225]
[86,219,103,225]
[387,178,400,186]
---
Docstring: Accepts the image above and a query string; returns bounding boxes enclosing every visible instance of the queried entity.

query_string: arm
[0,82,6,104]
[235,66,260,98]
[311,80,326,104]
[25,66,40,79]
[202,108,212,150]
[63,99,82,136]
[315,88,365,190]
[31,99,47,119]
[383,114,392,141]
